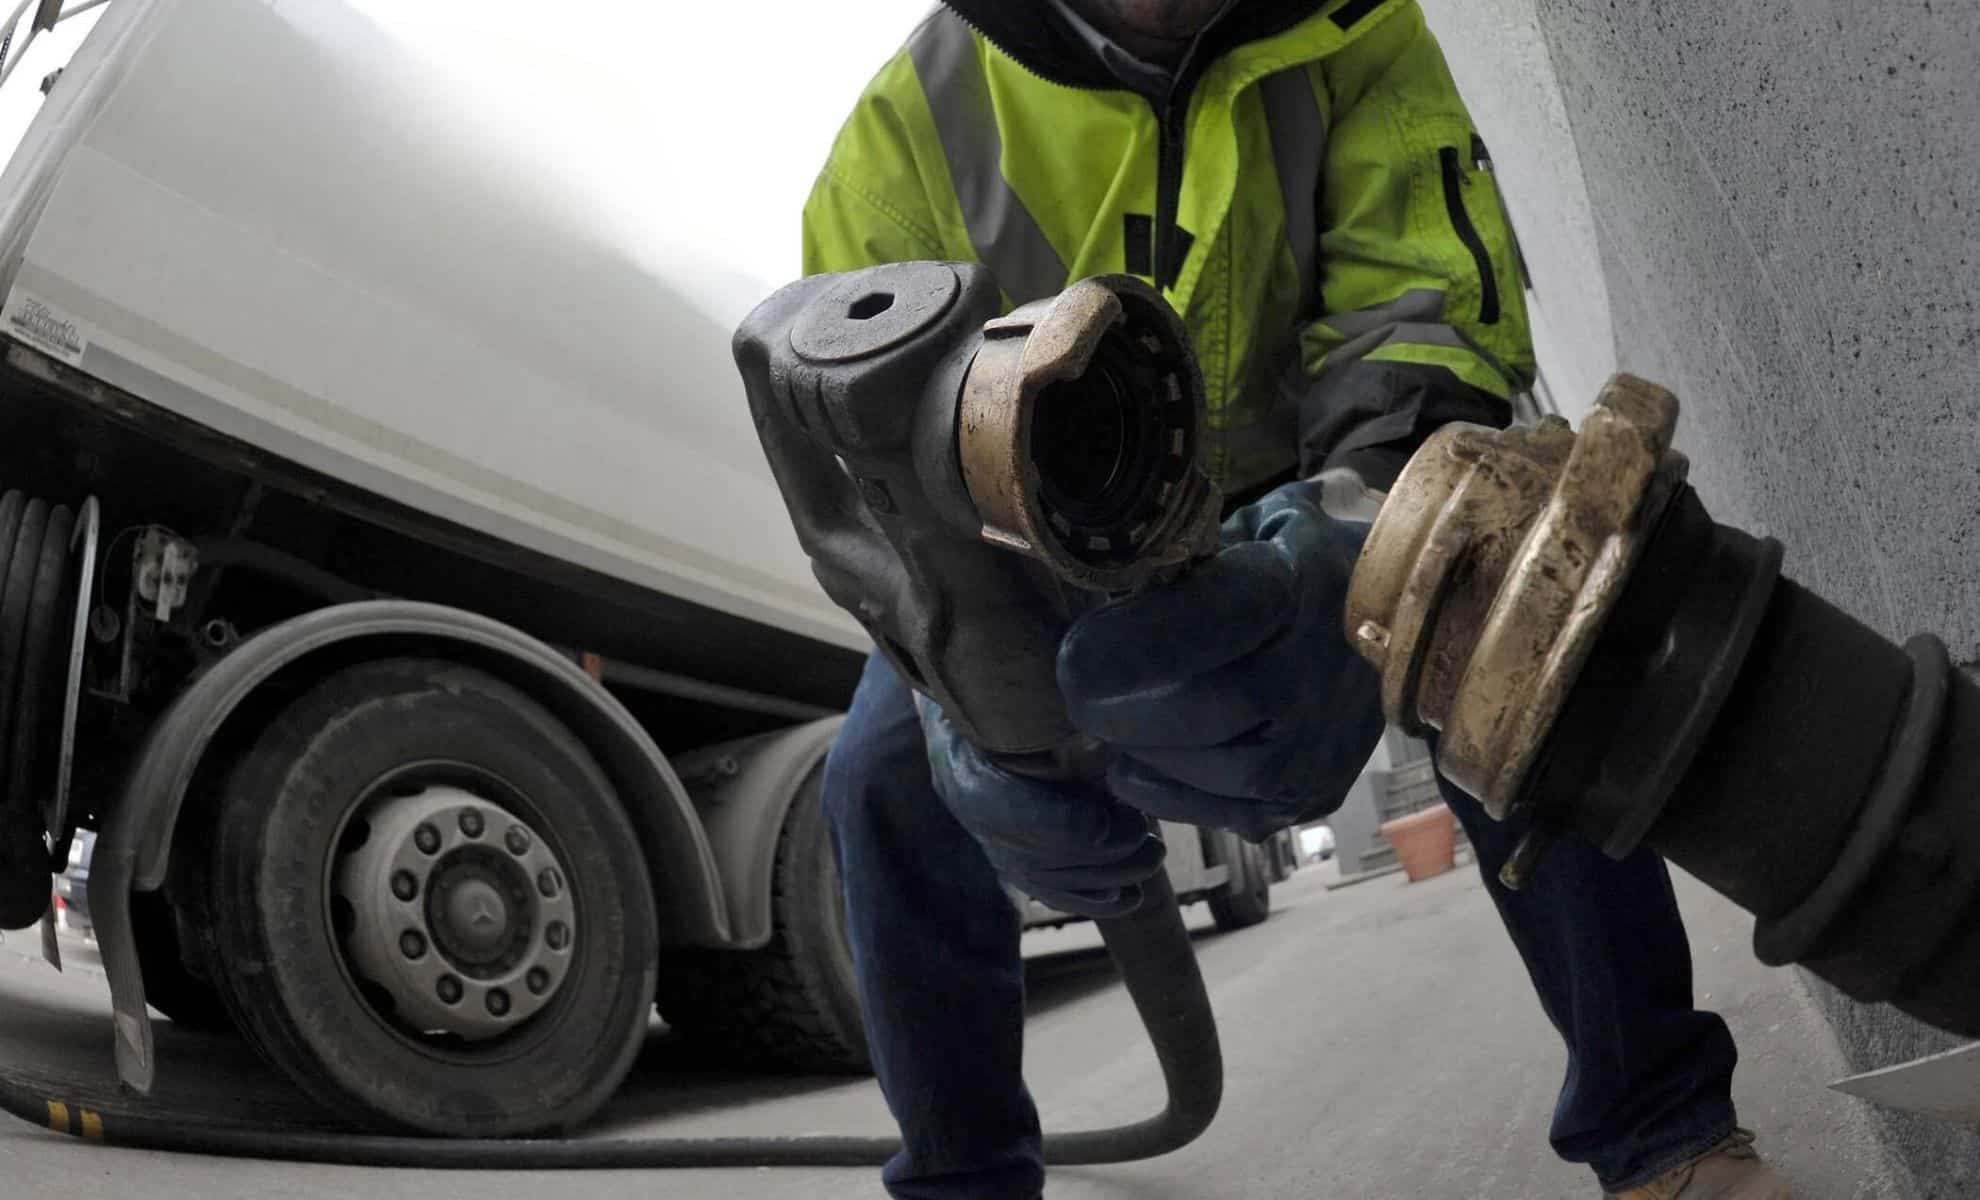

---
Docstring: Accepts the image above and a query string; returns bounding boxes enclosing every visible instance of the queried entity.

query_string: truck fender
[671,717,844,951]
[94,600,731,1093]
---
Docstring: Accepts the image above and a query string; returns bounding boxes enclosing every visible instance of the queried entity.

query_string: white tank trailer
[0,0,1283,1134]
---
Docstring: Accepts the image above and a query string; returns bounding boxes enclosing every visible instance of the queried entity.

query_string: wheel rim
[334,783,577,1042]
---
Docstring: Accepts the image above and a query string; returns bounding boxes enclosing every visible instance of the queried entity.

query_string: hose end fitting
[960,275,1221,592]
[1344,374,1689,818]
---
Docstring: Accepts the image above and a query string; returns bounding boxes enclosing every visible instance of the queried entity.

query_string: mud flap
[87,844,155,1094]
[39,905,58,970]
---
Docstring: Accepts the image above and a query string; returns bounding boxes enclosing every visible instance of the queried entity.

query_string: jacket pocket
[1437,144,1499,325]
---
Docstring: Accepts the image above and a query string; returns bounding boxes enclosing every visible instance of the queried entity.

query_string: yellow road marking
[45,1100,69,1134]
[80,1109,103,1141]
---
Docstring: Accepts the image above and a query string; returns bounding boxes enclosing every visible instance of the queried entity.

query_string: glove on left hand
[919,695,1166,918]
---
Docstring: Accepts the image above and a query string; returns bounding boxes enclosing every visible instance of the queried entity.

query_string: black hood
[939,0,1330,92]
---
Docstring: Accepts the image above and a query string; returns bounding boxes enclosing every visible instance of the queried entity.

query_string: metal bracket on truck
[672,717,843,951]
[92,598,732,1094]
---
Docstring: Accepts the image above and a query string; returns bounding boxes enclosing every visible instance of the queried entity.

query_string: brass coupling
[1344,375,1690,819]
[959,275,1221,592]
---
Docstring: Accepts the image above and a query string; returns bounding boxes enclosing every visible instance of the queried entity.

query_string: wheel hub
[440,877,508,954]
[425,849,535,973]
[335,785,576,1041]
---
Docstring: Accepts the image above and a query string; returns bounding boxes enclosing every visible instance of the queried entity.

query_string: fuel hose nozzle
[736,262,1227,1162]
[735,261,1219,769]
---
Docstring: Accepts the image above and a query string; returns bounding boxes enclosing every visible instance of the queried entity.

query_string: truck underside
[0,341,888,1125]
[0,341,1278,1134]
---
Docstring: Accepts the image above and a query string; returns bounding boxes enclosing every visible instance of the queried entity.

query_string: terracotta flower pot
[1380,804,1457,882]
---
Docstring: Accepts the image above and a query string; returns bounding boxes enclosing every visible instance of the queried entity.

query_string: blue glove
[918,695,1166,918]
[1057,479,1385,842]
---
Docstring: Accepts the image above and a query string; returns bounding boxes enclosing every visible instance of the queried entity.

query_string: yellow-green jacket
[804,0,1536,496]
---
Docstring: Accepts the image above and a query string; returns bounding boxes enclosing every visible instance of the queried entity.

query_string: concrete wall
[1419,1,1980,1193]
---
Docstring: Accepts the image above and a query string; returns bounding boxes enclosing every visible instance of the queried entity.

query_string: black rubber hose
[1524,482,1980,1037]
[1040,871,1224,1164]
[190,538,379,606]
[0,872,1220,1167]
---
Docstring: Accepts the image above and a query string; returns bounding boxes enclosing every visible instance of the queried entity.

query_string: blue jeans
[823,651,1738,1197]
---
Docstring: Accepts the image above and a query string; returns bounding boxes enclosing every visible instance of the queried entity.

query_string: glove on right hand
[1057,478,1385,842]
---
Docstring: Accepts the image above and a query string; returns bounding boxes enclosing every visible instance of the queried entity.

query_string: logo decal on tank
[1,290,88,366]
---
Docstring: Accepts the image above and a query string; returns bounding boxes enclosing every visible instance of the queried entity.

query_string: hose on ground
[0,871,1221,1168]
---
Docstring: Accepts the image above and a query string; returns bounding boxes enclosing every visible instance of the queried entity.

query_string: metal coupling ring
[958,275,1221,591]
[1344,374,1690,818]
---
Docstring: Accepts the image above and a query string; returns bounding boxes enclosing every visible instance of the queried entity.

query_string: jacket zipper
[1472,134,1529,289]
[940,1,1228,293]
[1438,145,1499,325]
[1152,100,1187,290]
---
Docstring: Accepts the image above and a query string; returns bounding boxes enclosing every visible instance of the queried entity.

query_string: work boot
[1606,1129,1791,1199]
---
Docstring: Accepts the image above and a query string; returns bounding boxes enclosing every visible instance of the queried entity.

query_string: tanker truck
[0,0,1279,1135]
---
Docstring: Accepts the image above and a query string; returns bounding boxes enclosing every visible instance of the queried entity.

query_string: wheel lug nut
[458,809,484,838]
[436,975,463,1004]
[526,967,551,995]
[399,930,427,959]
[505,826,531,855]
[545,920,570,951]
[390,870,419,901]
[414,824,441,855]
[486,988,511,1017]
[537,868,561,898]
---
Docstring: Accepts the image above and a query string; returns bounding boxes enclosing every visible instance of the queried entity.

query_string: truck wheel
[131,890,233,1032]
[656,771,871,1073]
[205,658,657,1135]
[1208,833,1271,931]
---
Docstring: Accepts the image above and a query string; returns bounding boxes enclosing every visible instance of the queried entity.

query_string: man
[806,2,1789,1197]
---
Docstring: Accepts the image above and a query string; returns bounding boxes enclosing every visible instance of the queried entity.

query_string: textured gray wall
[1420,0,1980,1193]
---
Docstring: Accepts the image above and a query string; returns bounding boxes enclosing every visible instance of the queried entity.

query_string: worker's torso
[886,2,1400,492]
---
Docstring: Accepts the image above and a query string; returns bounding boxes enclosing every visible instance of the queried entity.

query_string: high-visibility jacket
[803,0,1535,497]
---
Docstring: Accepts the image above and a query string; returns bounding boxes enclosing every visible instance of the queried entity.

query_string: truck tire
[203,658,658,1136]
[131,890,233,1033]
[656,771,871,1074]
[1208,834,1271,931]
[1266,832,1295,883]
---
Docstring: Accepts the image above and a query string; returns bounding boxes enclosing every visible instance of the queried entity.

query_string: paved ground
[0,862,1907,1199]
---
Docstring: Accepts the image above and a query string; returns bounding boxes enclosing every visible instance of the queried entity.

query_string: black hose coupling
[1348,375,1980,1037]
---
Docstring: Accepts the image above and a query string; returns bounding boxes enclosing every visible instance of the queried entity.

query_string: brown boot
[1605,1129,1791,1199]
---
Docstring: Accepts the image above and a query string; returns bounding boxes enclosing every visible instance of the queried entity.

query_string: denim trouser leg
[825,651,1739,1196]
[822,651,1043,1200]
[1437,764,1740,1190]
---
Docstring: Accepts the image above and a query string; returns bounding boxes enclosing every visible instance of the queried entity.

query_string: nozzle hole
[1033,371,1130,507]
[847,292,895,320]
[1027,320,1180,566]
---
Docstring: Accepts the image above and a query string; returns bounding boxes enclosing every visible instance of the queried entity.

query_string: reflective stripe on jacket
[803,0,1534,495]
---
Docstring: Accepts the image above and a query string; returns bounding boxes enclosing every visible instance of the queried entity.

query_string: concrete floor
[0,862,1908,1199]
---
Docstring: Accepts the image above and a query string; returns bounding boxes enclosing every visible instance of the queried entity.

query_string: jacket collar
[938,0,1329,93]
